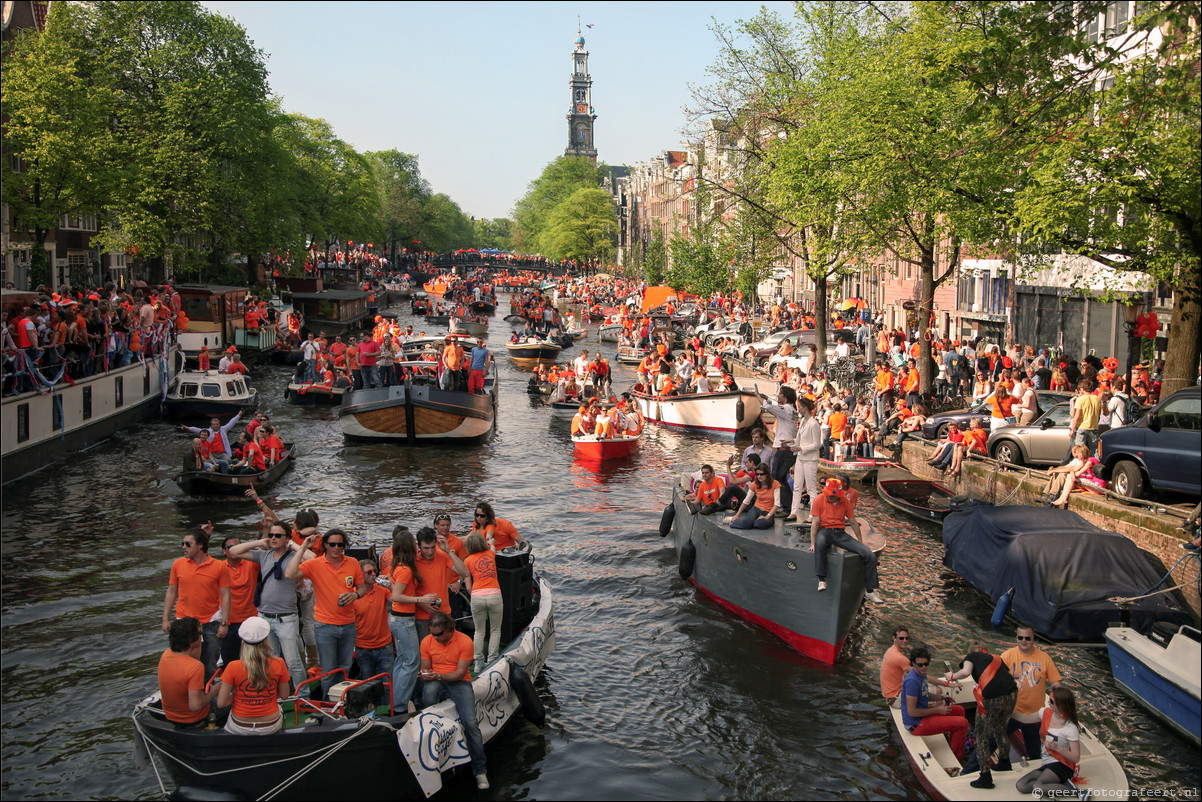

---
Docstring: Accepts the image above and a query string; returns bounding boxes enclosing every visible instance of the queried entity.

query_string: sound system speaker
[497,551,535,644]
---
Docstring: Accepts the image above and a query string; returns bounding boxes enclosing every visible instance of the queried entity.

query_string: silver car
[986,402,1089,466]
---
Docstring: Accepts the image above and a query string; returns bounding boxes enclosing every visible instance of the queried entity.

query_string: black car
[920,391,1072,439]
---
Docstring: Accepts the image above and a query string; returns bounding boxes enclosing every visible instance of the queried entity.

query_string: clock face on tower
[574,89,586,102]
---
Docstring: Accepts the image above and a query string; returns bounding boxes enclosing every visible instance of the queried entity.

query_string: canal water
[2,302,1198,800]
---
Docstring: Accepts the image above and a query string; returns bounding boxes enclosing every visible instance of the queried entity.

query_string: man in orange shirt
[414,528,469,641]
[286,528,367,699]
[880,625,913,702]
[904,359,921,407]
[809,478,883,602]
[684,464,727,515]
[441,336,465,391]
[218,536,260,668]
[419,611,488,790]
[352,559,394,684]
[162,525,231,681]
[158,617,226,727]
[873,359,895,428]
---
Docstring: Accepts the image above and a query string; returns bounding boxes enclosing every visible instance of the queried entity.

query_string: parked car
[739,329,850,368]
[767,338,863,380]
[922,391,1073,439]
[1099,388,1201,500]
[986,402,1084,467]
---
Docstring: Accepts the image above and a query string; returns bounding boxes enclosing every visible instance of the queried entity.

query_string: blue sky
[202,1,792,221]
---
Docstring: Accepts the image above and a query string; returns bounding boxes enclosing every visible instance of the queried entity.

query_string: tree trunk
[814,273,828,367]
[918,243,936,395]
[1161,272,1200,397]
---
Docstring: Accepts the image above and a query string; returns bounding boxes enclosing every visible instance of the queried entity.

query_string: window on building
[17,403,30,443]
[83,386,92,420]
[1104,1,1131,37]
[1084,7,1102,41]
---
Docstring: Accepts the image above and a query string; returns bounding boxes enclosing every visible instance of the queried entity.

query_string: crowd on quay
[158,501,525,789]
[881,622,1091,796]
[2,280,185,395]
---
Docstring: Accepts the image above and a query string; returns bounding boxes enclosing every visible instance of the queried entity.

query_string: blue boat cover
[942,501,1196,640]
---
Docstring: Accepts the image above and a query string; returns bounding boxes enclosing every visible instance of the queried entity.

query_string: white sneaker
[476,774,490,790]
[817,580,827,592]
[865,591,884,603]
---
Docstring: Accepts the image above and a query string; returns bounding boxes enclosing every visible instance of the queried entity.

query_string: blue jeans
[813,527,879,591]
[355,645,393,685]
[314,621,356,698]
[360,364,380,389]
[305,358,317,381]
[771,449,796,514]
[731,507,774,529]
[390,616,420,709]
[265,612,306,689]
[422,679,486,776]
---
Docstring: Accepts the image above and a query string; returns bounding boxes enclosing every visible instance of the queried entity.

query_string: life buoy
[659,503,675,537]
[510,665,545,727]
[678,540,696,580]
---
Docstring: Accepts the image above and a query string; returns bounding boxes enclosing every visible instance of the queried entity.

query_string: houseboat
[289,290,372,338]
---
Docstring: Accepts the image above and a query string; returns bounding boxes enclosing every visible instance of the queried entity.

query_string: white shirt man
[573,351,590,379]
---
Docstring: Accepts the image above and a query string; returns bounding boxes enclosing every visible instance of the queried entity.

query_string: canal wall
[898,441,1202,618]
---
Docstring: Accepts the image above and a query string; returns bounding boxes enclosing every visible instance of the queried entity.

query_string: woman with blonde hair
[217,617,290,735]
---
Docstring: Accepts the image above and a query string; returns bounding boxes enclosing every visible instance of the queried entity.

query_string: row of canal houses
[609,0,1177,367]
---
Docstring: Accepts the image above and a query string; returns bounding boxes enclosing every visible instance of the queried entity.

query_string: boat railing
[290,671,394,725]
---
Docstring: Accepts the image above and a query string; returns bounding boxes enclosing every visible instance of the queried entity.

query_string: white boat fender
[659,503,675,537]
[511,666,545,727]
[991,587,1016,628]
[678,540,696,580]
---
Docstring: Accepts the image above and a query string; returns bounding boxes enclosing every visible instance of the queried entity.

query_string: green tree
[1,2,121,288]
[512,155,609,254]
[474,218,513,251]
[417,193,475,253]
[366,149,431,265]
[542,187,618,266]
[82,1,274,280]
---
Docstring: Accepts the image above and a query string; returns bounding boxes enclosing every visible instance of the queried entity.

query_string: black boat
[133,559,554,800]
[174,445,295,495]
[942,500,1195,640]
[470,300,496,315]
[875,467,957,523]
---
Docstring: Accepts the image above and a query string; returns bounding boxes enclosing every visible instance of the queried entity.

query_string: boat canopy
[942,501,1196,640]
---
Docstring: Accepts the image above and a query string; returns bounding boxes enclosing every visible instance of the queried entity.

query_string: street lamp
[1122,297,1144,390]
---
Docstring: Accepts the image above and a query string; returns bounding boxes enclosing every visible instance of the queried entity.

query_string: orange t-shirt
[472,518,521,550]
[297,555,364,625]
[225,559,260,623]
[749,479,781,511]
[904,369,920,393]
[421,630,474,681]
[353,584,393,649]
[414,549,458,619]
[445,533,466,560]
[875,369,895,392]
[811,493,856,529]
[963,428,988,453]
[464,550,500,594]
[390,564,416,615]
[828,412,848,440]
[221,657,289,719]
[157,648,208,724]
[169,556,231,621]
[694,476,726,505]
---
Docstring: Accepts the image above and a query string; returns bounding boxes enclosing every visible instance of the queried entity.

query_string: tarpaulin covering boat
[942,501,1195,640]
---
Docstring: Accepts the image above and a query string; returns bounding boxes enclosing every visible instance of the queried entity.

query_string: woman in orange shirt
[217,616,290,735]
[730,464,780,530]
[463,533,503,671]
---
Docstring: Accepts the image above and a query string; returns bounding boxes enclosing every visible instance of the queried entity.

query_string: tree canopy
[511,156,612,257]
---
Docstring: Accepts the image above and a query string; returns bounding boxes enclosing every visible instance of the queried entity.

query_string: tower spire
[565,23,597,162]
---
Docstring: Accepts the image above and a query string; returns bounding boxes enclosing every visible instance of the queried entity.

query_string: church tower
[565,26,598,162]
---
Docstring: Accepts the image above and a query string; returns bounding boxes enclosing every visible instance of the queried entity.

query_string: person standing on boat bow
[809,478,883,603]
[788,397,822,522]
[227,515,314,693]
[761,386,799,517]
[180,411,244,473]
[285,529,367,700]
[947,644,1020,789]
[162,525,231,682]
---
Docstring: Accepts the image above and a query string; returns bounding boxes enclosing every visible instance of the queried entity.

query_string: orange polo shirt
[225,558,259,623]
[421,630,474,681]
[297,555,364,626]
[158,649,208,724]
[353,584,393,649]
[169,556,231,621]
[390,564,416,615]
